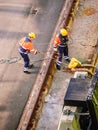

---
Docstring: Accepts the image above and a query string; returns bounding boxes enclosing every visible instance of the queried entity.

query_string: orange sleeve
[27,42,37,54]
[22,42,36,54]
[53,36,61,47]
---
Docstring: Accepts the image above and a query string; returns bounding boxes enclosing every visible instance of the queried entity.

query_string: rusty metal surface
[60,0,74,28]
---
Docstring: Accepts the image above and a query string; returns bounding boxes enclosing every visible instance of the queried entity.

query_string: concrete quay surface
[36,0,98,130]
[0,0,65,130]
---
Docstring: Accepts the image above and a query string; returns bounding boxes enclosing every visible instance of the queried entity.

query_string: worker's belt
[19,46,28,54]
[58,44,67,47]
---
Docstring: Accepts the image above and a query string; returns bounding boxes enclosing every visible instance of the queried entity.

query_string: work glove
[34,50,41,55]
[34,50,38,55]
[53,47,58,52]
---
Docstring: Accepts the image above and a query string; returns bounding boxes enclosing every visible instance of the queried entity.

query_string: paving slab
[0,0,65,130]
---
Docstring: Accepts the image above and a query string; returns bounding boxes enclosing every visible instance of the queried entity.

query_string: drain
[30,8,37,14]
[25,6,37,16]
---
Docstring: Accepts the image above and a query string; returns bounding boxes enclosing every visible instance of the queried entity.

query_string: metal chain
[0,57,21,64]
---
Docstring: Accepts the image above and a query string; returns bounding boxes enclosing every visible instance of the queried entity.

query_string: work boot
[28,64,34,69]
[65,59,70,63]
[56,64,61,70]
[23,67,31,74]
[23,70,31,74]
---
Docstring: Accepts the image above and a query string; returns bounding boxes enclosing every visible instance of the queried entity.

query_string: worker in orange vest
[18,32,39,74]
[53,28,70,70]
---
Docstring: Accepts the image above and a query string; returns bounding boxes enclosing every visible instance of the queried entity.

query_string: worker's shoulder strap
[24,37,31,42]
[59,34,68,43]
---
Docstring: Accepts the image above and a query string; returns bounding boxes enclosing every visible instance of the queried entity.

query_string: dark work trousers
[57,45,69,67]
[19,52,30,68]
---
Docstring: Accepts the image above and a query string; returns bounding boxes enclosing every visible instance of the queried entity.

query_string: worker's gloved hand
[53,47,58,52]
[34,50,38,55]
[34,50,41,55]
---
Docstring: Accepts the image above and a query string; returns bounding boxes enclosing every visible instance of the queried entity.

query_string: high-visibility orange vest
[53,34,68,47]
[19,37,37,54]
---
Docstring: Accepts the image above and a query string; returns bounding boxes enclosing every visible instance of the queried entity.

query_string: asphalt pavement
[0,0,65,130]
